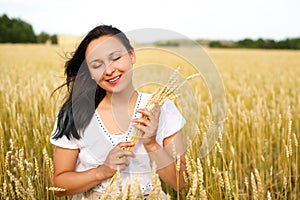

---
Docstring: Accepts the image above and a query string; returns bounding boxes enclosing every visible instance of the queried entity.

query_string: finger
[117,157,130,166]
[133,122,157,136]
[136,108,151,118]
[132,123,149,133]
[118,164,127,171]
[114,156,128,165]
[116,141,135,149]
[152,101,161,119]
[121,150,136,158]
[114,148,136,159]
[147,101,160,121]
[131,117,151,126]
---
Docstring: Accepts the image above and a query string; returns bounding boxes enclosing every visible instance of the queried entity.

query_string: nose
[104,61,116,75]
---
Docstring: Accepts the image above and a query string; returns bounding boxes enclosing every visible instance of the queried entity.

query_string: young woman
[50,25,186,199]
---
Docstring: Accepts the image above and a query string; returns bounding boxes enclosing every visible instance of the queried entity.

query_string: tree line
[153,38,300,50]
[208,38,300,49]
[0,14,58,44]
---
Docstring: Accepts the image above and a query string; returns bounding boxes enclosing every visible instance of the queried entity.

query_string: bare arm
[52,142,135,196]
[52,147,113,196]
[143,131,186,190]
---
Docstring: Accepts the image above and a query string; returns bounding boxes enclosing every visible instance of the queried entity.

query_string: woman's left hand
[132,101,161,147]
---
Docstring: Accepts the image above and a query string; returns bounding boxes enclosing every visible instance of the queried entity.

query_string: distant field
[0,44,299,199]
[57,34,82,46]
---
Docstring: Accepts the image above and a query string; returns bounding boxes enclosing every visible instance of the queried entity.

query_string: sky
[1,0,299,42]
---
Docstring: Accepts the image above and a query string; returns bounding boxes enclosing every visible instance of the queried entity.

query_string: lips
[106,75,121,84]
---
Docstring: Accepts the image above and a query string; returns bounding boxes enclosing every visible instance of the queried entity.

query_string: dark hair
[52,25,133,140]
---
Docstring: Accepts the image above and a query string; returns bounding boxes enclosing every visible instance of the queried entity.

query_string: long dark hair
[52,25,133,140]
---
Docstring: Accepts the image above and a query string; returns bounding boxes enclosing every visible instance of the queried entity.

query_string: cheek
[121,69,133,84]
[119,56,134,70]
[95,75,105,86]
[95,76,106,88]
[90,69,104,81]
[126,70,133,79]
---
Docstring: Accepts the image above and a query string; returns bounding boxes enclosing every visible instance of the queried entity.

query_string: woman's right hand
[103,141,136,173]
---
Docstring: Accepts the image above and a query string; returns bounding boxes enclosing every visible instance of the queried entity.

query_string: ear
[129,50,136,64]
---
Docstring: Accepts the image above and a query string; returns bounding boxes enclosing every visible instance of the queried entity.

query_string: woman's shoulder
[50,133,81,149]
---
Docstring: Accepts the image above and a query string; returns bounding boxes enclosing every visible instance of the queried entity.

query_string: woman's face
[85,35,136,94]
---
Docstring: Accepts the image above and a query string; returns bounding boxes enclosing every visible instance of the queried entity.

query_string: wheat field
[0,43,299,199]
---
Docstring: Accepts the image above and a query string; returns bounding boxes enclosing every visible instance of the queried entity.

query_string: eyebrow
[88,50,123,64]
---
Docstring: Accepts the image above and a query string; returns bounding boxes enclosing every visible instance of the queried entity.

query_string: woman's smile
[106,74,122,85]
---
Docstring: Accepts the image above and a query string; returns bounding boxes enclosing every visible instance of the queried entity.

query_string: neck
[102,86,137,108]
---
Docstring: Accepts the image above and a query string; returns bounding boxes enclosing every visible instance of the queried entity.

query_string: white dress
[50,92,186,196]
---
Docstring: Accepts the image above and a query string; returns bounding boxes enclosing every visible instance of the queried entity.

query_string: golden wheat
[0,44,299,199]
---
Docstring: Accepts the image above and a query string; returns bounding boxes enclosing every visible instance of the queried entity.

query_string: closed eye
[92,63,103,69]
[110,50,124,61]
[112,56,121,61]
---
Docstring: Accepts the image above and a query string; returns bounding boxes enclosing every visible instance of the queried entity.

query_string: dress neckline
[94,92,142,146]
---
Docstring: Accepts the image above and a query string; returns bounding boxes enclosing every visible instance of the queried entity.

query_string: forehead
[85,35,125,59]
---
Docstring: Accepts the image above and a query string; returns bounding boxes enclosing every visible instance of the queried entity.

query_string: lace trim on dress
[94,93,142,146]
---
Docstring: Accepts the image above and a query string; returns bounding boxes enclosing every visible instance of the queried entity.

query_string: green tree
[0,14,36,43]
[209,41,225,48]
[50,34,58,44]
[0,14,10,42]
[36,32,49,43]
[237,38,255,48]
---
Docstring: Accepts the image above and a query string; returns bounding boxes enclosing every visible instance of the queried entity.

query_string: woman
[50,25,186,199]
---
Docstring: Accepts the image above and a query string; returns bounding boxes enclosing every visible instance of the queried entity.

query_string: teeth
[108,76,120,82]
